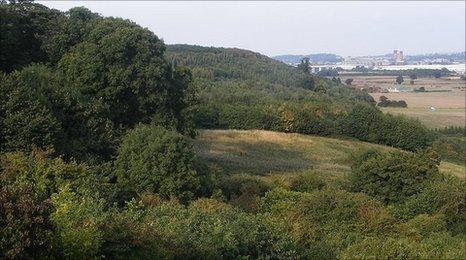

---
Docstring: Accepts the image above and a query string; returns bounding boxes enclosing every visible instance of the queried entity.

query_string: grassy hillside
[194,130,465,182]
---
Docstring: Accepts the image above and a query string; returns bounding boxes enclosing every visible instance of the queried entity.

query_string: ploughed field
[193,130,465,183]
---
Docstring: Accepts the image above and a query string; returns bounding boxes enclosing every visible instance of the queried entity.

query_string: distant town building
[393,50,405,65]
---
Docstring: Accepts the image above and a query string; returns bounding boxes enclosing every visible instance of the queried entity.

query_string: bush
[219,174,270,212]
[0,149,93,258]
[380,114,433,151]
[431,136,466,165]
[391,176,465,234]
[0,183,53,258]
[341,234,464,259]
[50,185,106,258]
[290,173,325,193]
[261,188,395,254]
[115,124,209,203]
[107,198,303,259]
[349,149,440,204]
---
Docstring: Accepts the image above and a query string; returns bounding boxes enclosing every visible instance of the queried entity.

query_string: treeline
[377,96,408,108]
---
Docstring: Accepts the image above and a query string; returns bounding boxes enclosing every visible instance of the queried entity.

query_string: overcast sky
[38,1,465,57]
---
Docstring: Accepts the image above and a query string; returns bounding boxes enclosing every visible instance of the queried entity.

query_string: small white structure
[429,106,436,111]
[388,85,411,93]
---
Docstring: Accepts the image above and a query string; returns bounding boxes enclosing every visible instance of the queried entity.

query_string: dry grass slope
[193,129,465,182]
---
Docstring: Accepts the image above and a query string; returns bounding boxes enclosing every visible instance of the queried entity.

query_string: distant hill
[272,53,343,65]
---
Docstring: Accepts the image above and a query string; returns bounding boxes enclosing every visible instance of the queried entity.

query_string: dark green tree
[0,65,62,152]
[0,1,63,72]
[297,57,310,74]
[115,124,208,203]
[396,75,404,84]
[350,149,440,204]
[58,15,195,136]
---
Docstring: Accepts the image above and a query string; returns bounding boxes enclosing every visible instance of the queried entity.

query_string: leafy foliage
[115,124,209,203]
[349,149,441,204]
[0,1,63,73]
[0,2,196,162]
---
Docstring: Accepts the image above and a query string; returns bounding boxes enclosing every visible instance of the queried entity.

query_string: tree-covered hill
[166,44,378,105]
[167,44,317,90]
[166,44,432,151]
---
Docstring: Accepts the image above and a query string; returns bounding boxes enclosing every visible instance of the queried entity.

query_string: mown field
[194,129,465,181]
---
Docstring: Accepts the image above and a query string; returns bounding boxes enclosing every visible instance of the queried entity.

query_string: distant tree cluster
[316,68,340,77]
[345,78,354,85]
[377,96,408,108]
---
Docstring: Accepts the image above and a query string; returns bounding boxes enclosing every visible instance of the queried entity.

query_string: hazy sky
[38,1,465,57]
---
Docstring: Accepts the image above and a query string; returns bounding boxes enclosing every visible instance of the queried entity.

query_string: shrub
[406,214,446,237]
[0,149,92,258]
[431,136,466,165]
[0,183,53,258]
[219,174,270,212]
[380,114,432,151]
[50,185,106,258]
[349,149,440,204]
[115,124,208,203]
[391,176,465,234]
[290,173,325,193]
[109,198,303,259]
[340,234,465,260]
[261,188,395,254]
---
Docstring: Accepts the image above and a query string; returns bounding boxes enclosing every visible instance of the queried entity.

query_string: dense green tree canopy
[0,2,196,161]
[0,1,63,72]
[115,124,207,203]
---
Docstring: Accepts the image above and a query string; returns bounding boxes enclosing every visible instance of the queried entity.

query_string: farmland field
[339,75,465,128]
[340,75,465,91]
[378,107,465,128]
[193,129,465,183]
